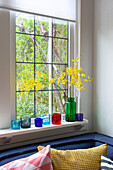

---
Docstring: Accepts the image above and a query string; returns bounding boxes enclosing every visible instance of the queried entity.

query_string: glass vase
[65,97,76,122]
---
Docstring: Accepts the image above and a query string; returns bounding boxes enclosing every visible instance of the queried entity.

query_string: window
[0,4,77,129]
[16,12,69,119]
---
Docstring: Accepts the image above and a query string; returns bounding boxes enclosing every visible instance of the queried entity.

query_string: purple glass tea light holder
[76,113,83,121]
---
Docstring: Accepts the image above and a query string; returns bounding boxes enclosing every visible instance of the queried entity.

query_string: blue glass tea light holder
[41,114,50,125]
[20,116,31,128]
[76,113,83,121]
[11,120,20,130]
[35,118,43,127]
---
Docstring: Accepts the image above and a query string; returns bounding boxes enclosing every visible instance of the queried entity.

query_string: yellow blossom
[80,87,83,90]
[50,78,55,83]
[37,72,42,77]
[89,79,91,82]
[74,63,77,65]
[63,72,66,76]
[70,79,76,85]
[60,75,64,79]
[57,77,61,84]
[81,73,86,77]
[25,91,28,95]
[78,76,81,82]
[62,80,66,85]
[66,67,69,72]
[75,75,78,80]
[80,67,83,71]
[72,59,75,62]
[88,76,90,79]
[84,79,88,82]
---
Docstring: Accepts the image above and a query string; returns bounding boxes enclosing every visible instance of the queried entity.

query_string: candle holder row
[11,113,83,130]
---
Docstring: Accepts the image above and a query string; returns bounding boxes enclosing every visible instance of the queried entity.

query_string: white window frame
[0,0,82,130]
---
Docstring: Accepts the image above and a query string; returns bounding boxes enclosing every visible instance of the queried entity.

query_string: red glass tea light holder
[52,113,61,125]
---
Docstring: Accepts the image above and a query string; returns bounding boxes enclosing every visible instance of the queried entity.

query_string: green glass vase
[65,97,76,122]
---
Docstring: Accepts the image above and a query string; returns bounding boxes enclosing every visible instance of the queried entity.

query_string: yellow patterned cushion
[38,144,107,170]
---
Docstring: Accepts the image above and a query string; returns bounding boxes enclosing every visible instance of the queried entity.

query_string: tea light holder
[20,116,31,128]
[41,113,50,125]
[52,113,61,125]
[11,120,20,130]
[61,113,66,122]
[76,113,83,121]
[35,118,43,127]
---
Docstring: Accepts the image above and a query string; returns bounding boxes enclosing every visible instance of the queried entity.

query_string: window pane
[35,16,49,36]
[16,63,34,91]
[53,64,68,90]
[52,90,67,114]
[53,38,67,63]
[16,92,34,119]
[53,19,68,38]
[16,12,34,34]
[35,64,50,90]
[16,34,34,62]
[35,36,49,63]
[35,91,49,117]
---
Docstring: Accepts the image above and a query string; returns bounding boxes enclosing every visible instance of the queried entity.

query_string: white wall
[0,9,11,128]
[80,0,94,132]
[93,0,113,136]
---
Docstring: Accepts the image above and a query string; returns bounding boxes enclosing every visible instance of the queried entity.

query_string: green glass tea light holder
[65,97,76,122]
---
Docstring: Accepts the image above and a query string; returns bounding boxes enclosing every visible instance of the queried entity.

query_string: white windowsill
[0,119,88,136]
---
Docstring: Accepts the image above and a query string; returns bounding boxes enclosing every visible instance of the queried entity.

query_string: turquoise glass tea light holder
[11,120,20,130]
[41,113,50,125]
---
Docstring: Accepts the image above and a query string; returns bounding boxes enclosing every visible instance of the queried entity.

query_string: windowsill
[0,119,88,150]
[0,119,88,136]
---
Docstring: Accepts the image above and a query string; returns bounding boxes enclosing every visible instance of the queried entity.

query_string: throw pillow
[38,144,107,170]
[101,154,113,169]
[0,145,53,170]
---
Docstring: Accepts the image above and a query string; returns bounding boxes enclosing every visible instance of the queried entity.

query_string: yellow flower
[29,84,33,89]
[66,67,69,72]
[72,59,75,62]
[50,78,55,83]
[78,76,81,81]
[62,80,66,85]
[89,79,91,82]
[57,77,61,84]
[27,87,30,91]
[75,75,78,80]
[80,67,83,71]
[81,73,86,77]
[64,78,68,82]
[60,75,64,79]
[74,62,77,65]
[80,87,83,90]
[21,92,24,97]
[63,72,66,76]
[37,72,42,77]
[76,56,80,60]
[70,79,76,85]
[88,76,90,79]
[25,91,28,95]
[84,79,88,82]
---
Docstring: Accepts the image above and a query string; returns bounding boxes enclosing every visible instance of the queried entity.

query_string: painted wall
[80,0,94,132]
[93,0,113,136]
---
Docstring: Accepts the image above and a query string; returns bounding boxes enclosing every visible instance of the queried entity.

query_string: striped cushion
[101,154,113,169]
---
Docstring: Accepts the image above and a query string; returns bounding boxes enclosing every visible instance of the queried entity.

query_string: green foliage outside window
[16,12,68,119]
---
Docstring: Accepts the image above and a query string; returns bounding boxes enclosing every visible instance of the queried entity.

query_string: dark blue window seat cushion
[0,132,113,166]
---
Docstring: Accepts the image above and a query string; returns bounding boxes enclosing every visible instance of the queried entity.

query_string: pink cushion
[0,145,53,170]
